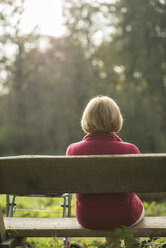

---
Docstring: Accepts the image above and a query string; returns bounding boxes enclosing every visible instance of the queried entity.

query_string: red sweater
[66,133,144,229]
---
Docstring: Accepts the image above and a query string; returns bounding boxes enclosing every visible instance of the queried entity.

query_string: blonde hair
[81,96,123,134]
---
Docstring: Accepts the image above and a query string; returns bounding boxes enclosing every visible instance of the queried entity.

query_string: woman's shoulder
[121,141,140,154]
[66,140,84,156]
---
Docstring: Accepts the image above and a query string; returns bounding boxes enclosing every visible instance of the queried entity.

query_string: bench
[0,154,166,247]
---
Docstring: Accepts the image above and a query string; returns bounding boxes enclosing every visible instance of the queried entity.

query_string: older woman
[66,96,144,248]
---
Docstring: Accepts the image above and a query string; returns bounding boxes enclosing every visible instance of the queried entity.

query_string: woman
[66,96,144,248]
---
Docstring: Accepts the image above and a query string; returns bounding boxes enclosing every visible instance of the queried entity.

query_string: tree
[62,0,166,152]
[0,0,42,154]
[110,0,166,151]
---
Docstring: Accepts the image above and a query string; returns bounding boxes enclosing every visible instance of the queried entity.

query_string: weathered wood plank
[0,154,166,194]
[4,217,166,238]
[0,207,6,243]
[0,238,17,248]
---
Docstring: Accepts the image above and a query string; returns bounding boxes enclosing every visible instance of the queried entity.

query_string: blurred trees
[63,0,166,152]
[110,0,166,151]
[0,0,165,155]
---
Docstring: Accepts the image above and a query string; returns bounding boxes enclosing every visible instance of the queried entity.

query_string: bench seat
[4,217,166,238]
[1,155,166,247]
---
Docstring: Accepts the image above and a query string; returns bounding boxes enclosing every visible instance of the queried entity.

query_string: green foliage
[110,0,166,152]
[100,237,166,248]
[0,0,165,154]
[115,226,134,240]
[26,237,62,248]
[144,201,166,216]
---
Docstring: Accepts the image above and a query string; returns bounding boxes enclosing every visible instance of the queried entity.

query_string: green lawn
[0,195,166,247]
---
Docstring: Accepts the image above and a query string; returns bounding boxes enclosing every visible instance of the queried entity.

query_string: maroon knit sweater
[66,133,144,229]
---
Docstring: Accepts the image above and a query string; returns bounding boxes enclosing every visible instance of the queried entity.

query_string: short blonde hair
[81,96,123,134]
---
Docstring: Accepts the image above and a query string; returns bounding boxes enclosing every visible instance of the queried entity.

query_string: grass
[1,194,105,247]
[0,195,166,247]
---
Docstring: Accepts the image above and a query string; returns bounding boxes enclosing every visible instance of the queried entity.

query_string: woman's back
[66,132,143,229]
[66,133,139,156]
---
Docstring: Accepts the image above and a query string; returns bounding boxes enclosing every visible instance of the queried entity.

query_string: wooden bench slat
[0,238,17,248]
[0,207,6,242]
[4,217,166,238]
[0,154,166,194]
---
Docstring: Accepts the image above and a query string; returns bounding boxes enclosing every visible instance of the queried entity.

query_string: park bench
[0,154,166,247]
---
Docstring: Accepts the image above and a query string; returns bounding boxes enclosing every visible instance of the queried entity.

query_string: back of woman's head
[81,96,123,134]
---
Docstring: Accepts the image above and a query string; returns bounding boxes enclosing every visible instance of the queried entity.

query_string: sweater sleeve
[129,144,140,154]
[66,144,73,156]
